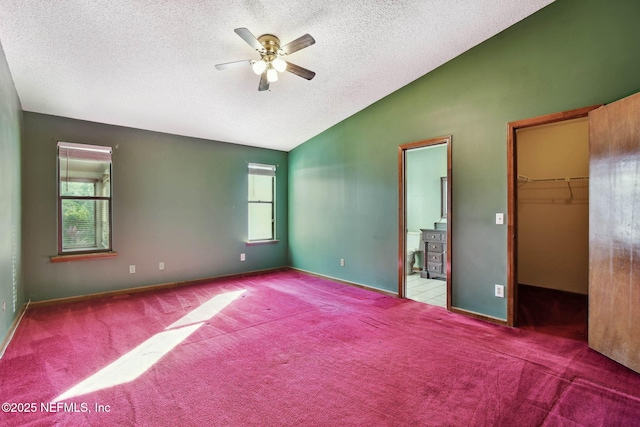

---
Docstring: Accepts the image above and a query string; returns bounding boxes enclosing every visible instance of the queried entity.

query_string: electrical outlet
[495,284,504,298]
[496,213,504,225]
[2,300,5,313]
[159,262,165,271]
[240,253,246,262]
[340,259,345,267]
[129,265,136,274]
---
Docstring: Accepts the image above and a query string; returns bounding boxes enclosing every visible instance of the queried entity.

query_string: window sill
[51,251,118,263]
[245,240,279,247]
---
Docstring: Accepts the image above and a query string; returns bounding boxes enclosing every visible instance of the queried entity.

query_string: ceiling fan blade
[280,34,315,55]
[215,60,251,70]
[285,62,316,80]
[234,28,264,52]
[258,72,269,91]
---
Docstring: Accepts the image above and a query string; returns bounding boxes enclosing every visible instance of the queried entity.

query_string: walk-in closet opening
[507,105,600,329]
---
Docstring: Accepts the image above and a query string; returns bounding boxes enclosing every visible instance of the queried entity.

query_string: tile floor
[406,272,446,308]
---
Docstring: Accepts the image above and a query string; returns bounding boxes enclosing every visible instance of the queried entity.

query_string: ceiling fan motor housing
[258,34,281,60]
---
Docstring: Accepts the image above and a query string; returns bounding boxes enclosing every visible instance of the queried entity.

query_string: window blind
[57,141,112,162]
[248,163,276,177]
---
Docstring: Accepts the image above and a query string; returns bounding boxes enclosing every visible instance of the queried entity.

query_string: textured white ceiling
[0,0,554,151]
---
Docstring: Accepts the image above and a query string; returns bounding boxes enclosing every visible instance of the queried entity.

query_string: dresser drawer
[426,252,442,263]
[426,242,443,253]
[422,231,444,241]
[427,262,443,274]
[421,228,447,279]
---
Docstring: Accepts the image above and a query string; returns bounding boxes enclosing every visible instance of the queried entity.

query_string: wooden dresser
[420,228,447,280]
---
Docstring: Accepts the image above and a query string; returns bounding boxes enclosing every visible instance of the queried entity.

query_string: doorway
[398,136,451,308]
[506,105,601,326]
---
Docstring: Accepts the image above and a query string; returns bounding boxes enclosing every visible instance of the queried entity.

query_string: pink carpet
[1,270,639,426]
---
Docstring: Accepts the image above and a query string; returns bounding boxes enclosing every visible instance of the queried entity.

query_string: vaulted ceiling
[0,1,554,151]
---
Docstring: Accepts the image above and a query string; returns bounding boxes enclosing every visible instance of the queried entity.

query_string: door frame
[506,105,601,326]
[398,135,452,306]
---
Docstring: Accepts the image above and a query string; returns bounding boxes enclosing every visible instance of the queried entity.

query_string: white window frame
[248,163,276,242]
[57,141,113,255]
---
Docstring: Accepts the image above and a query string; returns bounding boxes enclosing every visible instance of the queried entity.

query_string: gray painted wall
[22,113,289,301]
[0,40,23,344]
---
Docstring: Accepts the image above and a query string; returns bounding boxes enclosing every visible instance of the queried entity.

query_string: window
[248,163,276,241]
[57,142,112,254]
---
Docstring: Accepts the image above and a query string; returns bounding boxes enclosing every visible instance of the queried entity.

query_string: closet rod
[517,174,589,182]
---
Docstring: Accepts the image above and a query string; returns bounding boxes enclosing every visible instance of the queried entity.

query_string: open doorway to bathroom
[398,136,451,308]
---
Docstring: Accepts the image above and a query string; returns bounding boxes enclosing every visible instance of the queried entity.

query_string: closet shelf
[517,175,589,200]
[517,174,589,183]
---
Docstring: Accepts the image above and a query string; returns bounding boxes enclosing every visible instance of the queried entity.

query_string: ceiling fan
[215,28,316,91]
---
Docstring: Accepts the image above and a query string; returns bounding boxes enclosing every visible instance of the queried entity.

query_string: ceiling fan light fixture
[272,57,287,73]
[267,66,278,83]
[252,59,267,75]
[216,28,316,91]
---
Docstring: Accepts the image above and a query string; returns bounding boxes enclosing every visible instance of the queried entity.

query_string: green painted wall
[0,40,24,344]
[22,113,288,301]
[289,0,640,319]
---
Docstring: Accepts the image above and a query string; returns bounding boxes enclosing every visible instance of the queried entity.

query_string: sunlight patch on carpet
[53,290,245,402]
[167,290,245,329]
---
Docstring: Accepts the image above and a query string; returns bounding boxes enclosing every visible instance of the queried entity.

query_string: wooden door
[589,91,640,373]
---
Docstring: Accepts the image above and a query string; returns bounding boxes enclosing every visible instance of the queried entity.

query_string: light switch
[496,213,504,225]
